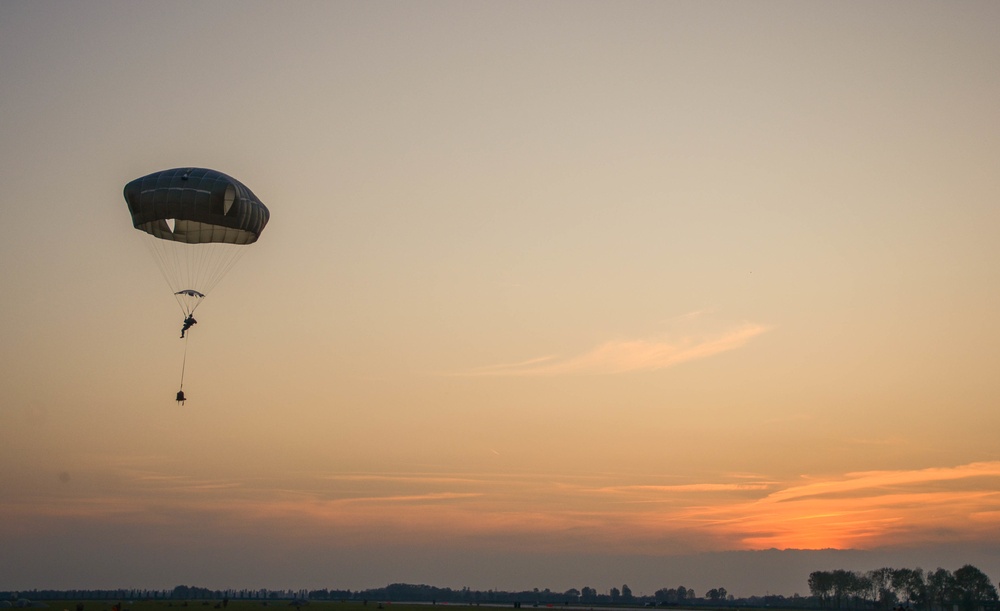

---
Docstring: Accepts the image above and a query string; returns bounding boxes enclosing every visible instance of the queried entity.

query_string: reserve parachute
[124,167,270,401]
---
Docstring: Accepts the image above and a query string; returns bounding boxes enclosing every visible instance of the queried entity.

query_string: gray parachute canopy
[124,168,270,315]
[124,167,269,244]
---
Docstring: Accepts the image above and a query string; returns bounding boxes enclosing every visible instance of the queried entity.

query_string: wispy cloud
[681,462,1000,549]
[598,483,776,494]
[766,462,1000,504]
[450,322,769,377]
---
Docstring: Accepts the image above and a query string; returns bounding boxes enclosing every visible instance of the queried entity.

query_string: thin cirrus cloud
[451,322,770,377]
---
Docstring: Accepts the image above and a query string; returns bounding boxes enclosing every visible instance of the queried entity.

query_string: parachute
[124,167,270,316]
[124,167,270,401]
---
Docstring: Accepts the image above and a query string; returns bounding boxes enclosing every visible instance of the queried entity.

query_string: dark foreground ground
[35,602,804,611]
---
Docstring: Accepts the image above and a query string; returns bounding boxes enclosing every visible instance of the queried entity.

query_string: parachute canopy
[124,168,269,315]
[124,167,269,244]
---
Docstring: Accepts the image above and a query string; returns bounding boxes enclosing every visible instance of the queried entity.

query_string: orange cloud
[451,323,769,376]
[677,462,1000,550]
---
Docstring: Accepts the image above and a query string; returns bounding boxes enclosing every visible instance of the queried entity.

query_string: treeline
[339,583,724,605]
[0,585,804,608]
[6,565,999,611]
[808,565,999,611]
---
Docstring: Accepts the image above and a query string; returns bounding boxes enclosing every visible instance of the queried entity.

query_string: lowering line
[176,334,189,404]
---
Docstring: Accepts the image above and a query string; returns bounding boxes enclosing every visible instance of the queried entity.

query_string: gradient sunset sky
[3,0,1000,597]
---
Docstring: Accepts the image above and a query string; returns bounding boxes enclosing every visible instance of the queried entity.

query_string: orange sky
[3,0,1000,596]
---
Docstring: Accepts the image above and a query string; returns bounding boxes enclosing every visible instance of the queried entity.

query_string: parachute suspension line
[143,234,193,315]
[140,234,247,316]
[206,241,247,294]
[190,242,217,295]
[141,236,180,299]
[204,245,249,295]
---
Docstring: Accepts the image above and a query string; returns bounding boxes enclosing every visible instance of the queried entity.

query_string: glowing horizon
[6,461,1000,557]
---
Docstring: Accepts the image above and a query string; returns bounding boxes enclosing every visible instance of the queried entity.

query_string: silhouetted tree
[952,565,998,611]
[622,585,633,602]
[926,569,955,611]
[654,588,672,604]
[809,571,834,608]
[892,568,926,608]
[707,588,728,602]
[853,572,875,609]
[868,568,897,609]
[831,569,857,609]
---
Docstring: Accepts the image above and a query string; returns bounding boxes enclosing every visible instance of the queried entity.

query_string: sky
[2,0,1000,599]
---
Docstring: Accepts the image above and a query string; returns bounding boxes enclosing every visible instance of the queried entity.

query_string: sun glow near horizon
[6,461,1000,556]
